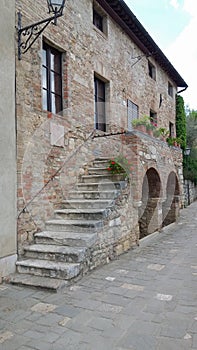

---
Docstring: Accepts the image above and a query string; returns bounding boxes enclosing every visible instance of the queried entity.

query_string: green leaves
[107,155,132,177]
[176,95,187,149]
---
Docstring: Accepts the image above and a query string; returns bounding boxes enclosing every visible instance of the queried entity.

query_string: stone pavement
[0,202,197,350]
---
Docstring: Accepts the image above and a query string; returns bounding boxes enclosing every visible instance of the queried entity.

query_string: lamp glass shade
[47,0,65,14]
[184,147,191,156]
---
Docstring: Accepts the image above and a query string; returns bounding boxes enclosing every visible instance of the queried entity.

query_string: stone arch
[162,171,180,227]
[139,167,162,239]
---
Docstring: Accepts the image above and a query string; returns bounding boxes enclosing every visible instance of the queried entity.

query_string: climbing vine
[183,109,197,184]
[176,95,186,149]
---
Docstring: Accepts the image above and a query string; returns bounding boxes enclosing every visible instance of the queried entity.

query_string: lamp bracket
[18,11,62,60]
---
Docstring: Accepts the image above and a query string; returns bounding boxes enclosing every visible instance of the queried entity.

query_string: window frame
[94,75,106,132]
[148,61,156,80]
[42,42,63,114]
[169,122,175,137]
[93,2,107,36]
[93,8,103,32]
[127,99,139,131]
[168,82,173,98]
[150,110,157,127]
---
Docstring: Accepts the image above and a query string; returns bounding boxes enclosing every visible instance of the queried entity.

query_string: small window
[168,82,173,97]
[93,3,107,35]
[94,76,106,132]
[148,61,156,80]
[42,42,63,114]
[93,8,103,32]
[150,110,157,126]
[127,100,139,131]
[169,122,175,137]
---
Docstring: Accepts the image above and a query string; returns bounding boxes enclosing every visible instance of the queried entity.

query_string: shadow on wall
[138,169,180,239]
[139,168,162,239]
[162,172,180,227]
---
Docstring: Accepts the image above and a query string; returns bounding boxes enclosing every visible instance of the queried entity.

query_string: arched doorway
[139,168,162,239]
[162,172,180,227]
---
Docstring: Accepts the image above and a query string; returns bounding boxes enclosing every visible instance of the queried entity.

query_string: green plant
[183,148,197,184]
[176,95,186,149]
[183,109,197,184]
[166,136,181,146]
[166,137,175,146]
[158,127,169,137]
[132,115,150,127]
[153,128,161,138]
[175,137,182,145]
[107,160,123,174]
[146,122,155,131]
[107,155,132,177]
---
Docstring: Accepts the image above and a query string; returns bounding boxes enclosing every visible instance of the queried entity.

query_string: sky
[124,0,197,111]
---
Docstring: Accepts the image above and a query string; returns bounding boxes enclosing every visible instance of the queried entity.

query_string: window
[168,82,173,97]
[94,76,106,131]
[93,8,103,32]
[93,3,107,35]
[127,100,139,131]
[148,61,156,80]
[42,42,63,114]
[169,122,175,137]
[150,110,157,126]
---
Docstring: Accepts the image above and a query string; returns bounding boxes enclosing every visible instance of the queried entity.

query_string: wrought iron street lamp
[18,0,66,60]
[47,0,65,14]
[184,147,191,156]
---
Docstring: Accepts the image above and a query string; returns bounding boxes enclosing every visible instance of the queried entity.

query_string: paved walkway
[0,202,197,350]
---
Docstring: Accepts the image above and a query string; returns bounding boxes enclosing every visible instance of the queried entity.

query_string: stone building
[0,0,16,281]
[11,0,188,289]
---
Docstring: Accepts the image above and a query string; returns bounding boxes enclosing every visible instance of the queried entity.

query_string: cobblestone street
[0,202,196,350]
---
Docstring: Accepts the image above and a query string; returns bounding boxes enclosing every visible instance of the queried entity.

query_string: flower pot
[135,124,146,133]
[159,135,166,141]
[146,129,153,137]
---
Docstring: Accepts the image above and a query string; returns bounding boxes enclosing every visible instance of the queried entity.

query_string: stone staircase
[9,158,128,291]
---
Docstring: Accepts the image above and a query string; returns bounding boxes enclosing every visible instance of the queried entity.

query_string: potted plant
[107,155,132,178]
[153,128,161,138]
[166,136,181,147]
[132,119,146,133]
[146,122,156,136]
[166,136,174,146]
[174,137,182,147]
[132,115,150,133]
[158,127,169,141]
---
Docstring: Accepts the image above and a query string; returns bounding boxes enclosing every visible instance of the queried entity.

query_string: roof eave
[96,0,188,88]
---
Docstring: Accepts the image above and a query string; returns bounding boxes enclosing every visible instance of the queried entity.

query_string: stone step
[16,259,81,280]
[35,231,98,247]
[81,174,126,183]
[10,156,128,290]
[94,157,110,160]
[24,244,87,263]
[8,273,68,292]
[76,181,127,191]
[61,199,113,209]
[54,208,111,220]
[45,219,103,232]
[92,160,110,168]
[67,190,119,200]
[88,167,110,175]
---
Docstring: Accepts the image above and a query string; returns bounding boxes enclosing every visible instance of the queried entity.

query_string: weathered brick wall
[16,0,182,250]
